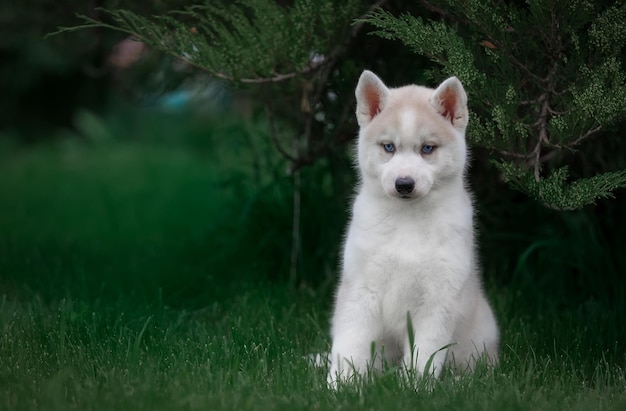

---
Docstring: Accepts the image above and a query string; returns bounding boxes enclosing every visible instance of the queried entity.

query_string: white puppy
[328,71,499,387]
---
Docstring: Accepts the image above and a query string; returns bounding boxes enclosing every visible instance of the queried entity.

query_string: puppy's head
[355,70,469,200]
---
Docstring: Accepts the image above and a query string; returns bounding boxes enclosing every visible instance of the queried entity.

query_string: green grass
[1,110,625,410]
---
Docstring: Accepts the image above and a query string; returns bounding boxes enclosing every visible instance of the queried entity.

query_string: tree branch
[264,104,297,163]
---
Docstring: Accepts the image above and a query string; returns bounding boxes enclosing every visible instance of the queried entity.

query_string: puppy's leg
[447,296,499,371]
[328,291,380,387]
[403,306,456,379]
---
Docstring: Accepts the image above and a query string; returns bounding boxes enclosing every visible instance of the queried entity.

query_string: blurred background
[1,0,625,344]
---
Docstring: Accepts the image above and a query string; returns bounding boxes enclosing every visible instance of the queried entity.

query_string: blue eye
[382,143,395,153]
[422,145,435,154]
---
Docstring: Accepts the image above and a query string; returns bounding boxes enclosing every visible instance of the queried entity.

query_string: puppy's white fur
[328,71,499,387]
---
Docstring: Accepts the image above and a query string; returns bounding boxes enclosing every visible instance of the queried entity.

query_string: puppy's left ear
[355,70,390,128]
[430,77,469,130]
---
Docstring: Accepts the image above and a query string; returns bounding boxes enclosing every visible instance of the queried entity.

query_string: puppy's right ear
[355,70,390,128]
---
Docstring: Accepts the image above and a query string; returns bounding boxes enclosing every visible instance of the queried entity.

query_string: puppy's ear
[430,77,469,130]
[355,70,390,128]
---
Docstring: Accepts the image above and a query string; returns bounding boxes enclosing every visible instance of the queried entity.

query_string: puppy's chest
[348,220,444,276]
[344,211,472,291]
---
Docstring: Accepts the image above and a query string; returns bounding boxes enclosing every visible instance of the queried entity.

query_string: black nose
[395,177,415,195]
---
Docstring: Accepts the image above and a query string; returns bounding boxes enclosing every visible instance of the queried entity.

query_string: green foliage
[494,162,626,209]
[52,0,375,173]
[363,10,486,91]
[54,0,363,82]
[365,1,626,209]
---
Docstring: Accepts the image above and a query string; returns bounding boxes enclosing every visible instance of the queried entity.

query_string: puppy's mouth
[394,192,421,200]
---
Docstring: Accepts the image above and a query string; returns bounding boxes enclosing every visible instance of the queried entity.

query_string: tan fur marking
[363,85,459,145]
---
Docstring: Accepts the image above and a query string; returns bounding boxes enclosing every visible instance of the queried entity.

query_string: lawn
[1,110,625,410]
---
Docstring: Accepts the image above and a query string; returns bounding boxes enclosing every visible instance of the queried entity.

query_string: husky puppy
[328,71,499,387]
